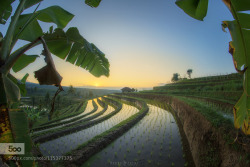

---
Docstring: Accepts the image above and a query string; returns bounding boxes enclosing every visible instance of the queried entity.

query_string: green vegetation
[187,69,193,79]
[171,73,180,82]
[31,100,97,139]
[0,0,249,166]
[125,73,241,132]
[0,0,108,165]
[175,97,233,129]
[9,110,34,166]
[175,0,250,135]
[149,73,243,103]
[31,101,87,130]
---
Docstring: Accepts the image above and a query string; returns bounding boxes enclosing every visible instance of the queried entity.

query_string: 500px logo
[0,143,24,155]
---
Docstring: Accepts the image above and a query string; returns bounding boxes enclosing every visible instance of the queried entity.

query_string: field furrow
[39,103,139,156]
[82,104,186,167]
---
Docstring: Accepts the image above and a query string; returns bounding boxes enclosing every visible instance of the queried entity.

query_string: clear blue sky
[6,0,235,88]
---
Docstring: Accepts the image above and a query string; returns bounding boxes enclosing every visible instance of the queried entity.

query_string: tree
[175,0,250,134]
[0,0,109,114]
[171,73,180,82]
[0,1,106,164]
[187,69,193,79]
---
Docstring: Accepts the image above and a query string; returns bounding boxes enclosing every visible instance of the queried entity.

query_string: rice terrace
[0,0,249,167]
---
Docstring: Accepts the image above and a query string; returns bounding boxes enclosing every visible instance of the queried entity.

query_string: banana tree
[175,0,250,135]
[0,0,107,166]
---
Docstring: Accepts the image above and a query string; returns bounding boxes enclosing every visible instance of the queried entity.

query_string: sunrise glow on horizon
[6,0,236,89]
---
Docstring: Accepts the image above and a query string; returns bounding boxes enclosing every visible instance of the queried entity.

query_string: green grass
[140,73,243,103]
[176,96,233,129]
[33,102,84,128]
[31,101,88,130]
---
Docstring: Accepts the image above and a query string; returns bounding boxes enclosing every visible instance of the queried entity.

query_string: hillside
[141,73,243,103]
[24,82,121,97]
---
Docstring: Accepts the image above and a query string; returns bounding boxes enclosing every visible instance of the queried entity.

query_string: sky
[5,0,235,89]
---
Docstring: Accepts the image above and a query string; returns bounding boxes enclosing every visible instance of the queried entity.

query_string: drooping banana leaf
[222,0,250,135]
[34,37,63,86]
[175,0,250,135]
[44,27,110,77]
[9,110,34,166]
[10,4,109,93]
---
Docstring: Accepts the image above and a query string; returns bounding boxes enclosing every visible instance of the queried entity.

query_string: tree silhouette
[171,73,180,82]
[187,69,193,79]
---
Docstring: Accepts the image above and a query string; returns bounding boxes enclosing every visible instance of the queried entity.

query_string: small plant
[160,146,163,150]
[171,162,175,166]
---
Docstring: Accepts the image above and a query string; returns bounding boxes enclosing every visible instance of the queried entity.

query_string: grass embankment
[146,73,243,103]
[32,97,122,143]
[31,100,93,132]
[31,100,99,139]
[32,101,86,128]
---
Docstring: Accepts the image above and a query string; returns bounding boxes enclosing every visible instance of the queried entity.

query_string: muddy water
[82,105,186,167]
[39,104,139,156]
